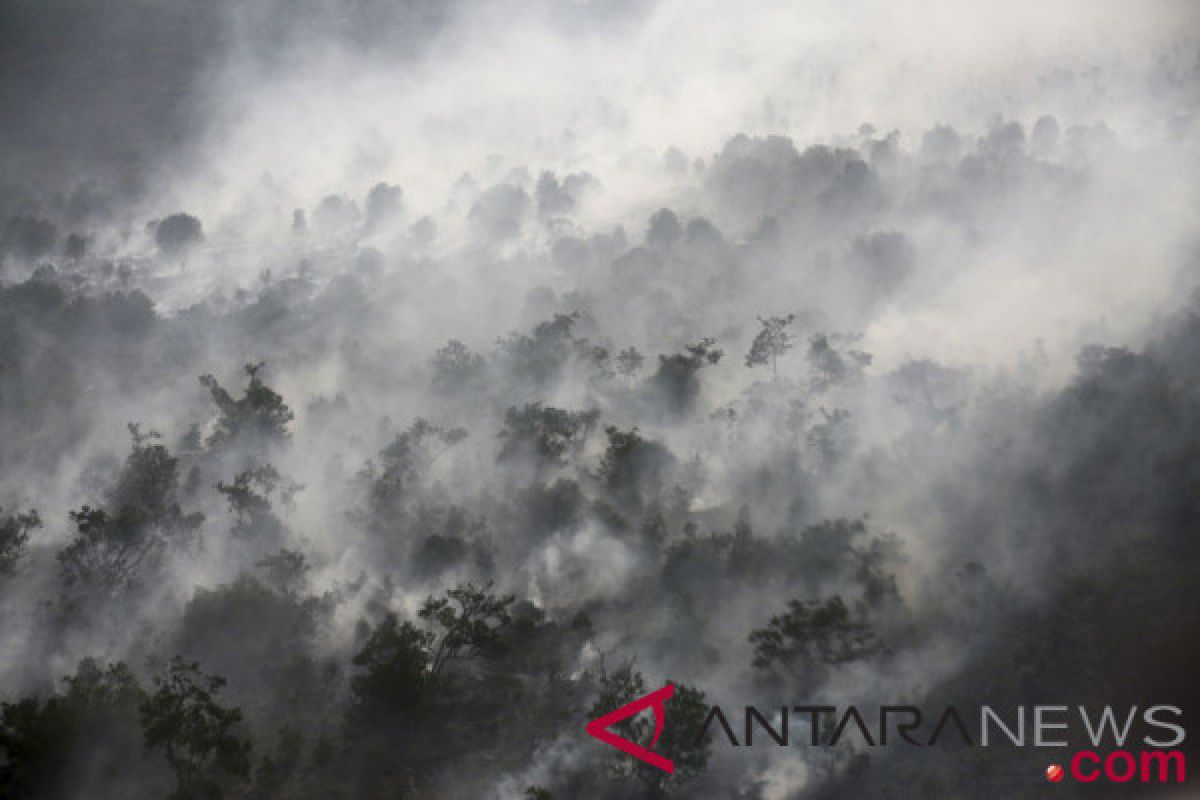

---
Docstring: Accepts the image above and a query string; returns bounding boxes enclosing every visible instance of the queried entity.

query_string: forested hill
[1,1,1198,795]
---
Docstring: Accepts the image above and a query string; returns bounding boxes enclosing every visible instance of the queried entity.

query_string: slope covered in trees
[1,15,1198,790]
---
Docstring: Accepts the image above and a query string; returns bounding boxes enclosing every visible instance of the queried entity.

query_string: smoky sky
[5,0,1194,206]
[0,0,461,208]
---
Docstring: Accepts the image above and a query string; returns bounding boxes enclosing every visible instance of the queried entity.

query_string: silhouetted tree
[350,614,434,721]
[599,426,675,512]
[750,596,879,682]
[497,313,582,387]
[498,403,599,470]
[58,426,202,597]
[431,339,485,393]
[362,419,467,524]
[745,314,796,379]
[650,338,722,415]
[199,363,294,448]
[155,213,203,256]
[350,582,515,725]
[0,507,39,575]
[616,346,646,377]
[254,548,311,597]
[0,659,147,799]
[419,582,516,681]
[807,334,871,393]
[141,658,251,800]
[216,464,286,540]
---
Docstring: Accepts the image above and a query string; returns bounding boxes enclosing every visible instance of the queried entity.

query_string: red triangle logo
[585,682,675,774]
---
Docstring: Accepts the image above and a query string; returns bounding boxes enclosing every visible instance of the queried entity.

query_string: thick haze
[5,0,1197,367]
[1,1,1199,798]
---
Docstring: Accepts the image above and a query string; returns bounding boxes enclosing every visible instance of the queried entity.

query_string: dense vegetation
[2,104,1198,798]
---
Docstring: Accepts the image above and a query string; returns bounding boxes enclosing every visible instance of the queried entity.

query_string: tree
[745,314,796,379]
[431,339,485,393]
[807,334,871,393]
[365,182,404,232]
[661,515,772,602]
[198,363,294,448]
[215,464,288,540]
[0,507,40,575]
[174,575,321,703]
[350,614,435,720]
[350,582,515,720]
[855,532,907,611]
[58,506,155,595]
[0,659,147,799]
[598,426,675,512]
[646,208,681,249]
[498,404,599,470]
[580,343,614,380]
[58,426,202,596]
[362,419,467,523]
[381,420,467,477]
[418,581,516,681]
[616,347,646,377]
[254,548,311,597]
[749,595,879,681]
[806,407,854,468]
[784,518,868,590]
[496,313,583,387]
[141,658,252,800]
[649,338,722,415]
[105,424,198,534]
[155,213,204,256]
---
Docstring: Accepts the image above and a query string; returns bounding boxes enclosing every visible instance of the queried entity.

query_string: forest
[1,1,1198,798]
